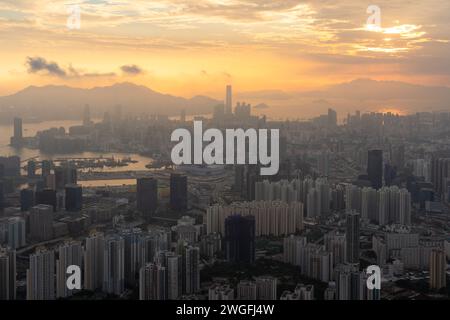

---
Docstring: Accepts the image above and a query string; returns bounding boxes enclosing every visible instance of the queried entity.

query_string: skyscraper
[237,280,257,300]
[120,228,142,287]
[0,247,16,300]
[328,108,338,128]
[27,160,36,178]
[83,104,91,126]
[65,184,83,212]
[2,217,26,249]
[225,85,232,115]
[255,276,277,300]
[224,215,255,263]
[30,204,54,241]
[136,177,158,218]
[345,210,360,264]
[84,232,105,291]
[27,249,55,300]
[35,188,57,211]
[56,241,83,298]
[103,235,125,296]
[0,181,4,212]
[367,150,383,189]
[166,253,182,300]
[139,263,166,300]
[430,249,446,290]
[41,160,52,179]
[20,188,35,212]
[10,117,23,147]
[170,173,187,211]
[182,245,200,294]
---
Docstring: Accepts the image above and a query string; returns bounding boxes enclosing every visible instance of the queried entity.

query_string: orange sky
[1,0,449,99]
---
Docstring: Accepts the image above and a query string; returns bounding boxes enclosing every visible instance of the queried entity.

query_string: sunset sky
[0,0,449,99]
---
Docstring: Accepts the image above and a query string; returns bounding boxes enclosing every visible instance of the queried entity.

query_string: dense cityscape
[1,85,450,301]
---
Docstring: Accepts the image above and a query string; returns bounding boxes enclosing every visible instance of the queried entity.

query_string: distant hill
[0,82,221,122]
[240,79,450,119]
[305,78,450,103]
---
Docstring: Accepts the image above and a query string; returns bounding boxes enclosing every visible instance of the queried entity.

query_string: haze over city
[1,0,450,119]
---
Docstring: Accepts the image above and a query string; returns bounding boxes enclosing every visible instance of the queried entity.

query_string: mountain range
[0,82,221,122]
[1,79,450,123]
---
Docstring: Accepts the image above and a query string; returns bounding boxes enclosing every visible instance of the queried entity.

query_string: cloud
[120,64,143,75]
[26,56,66,77]
[25,56,116,78]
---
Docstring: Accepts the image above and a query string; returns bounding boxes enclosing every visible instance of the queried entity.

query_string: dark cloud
[26,56,66,77]
[121,64,143,75]
[25,56,116,78]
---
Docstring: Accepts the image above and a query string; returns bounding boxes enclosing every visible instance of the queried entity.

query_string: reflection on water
[80,179,138,188]
[0,120,153,185]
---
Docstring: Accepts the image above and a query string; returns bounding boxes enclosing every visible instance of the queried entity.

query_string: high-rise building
[0,156,21,177]
[225,85,232,115]
[399,188,412,225]
[209,284,234,300]
[361,187,377,222]
[367,150,383,189]
[20,188,35,212]
[430,249,446,290]
[139,263,166,300]
[345,185,361,212]
[170,174,187,211]
[103,235,125,296]
[27,160,36,178]
[182,245,200,294]
[165,253,182,300]
[431,158,450,197]
[0,247,16,300]
[10,117,23,147]
[234,102,251,119]
[0,217,26,249]
[41,160,52,179]
[324,231,347,267]
[334,263,365,300]
[84,232,105,291]
[35,189,57,211]
[206,201,303,237]
[328,108,338,128]
[345,210,360,264]
[255,276,277,300]
[224,215,255,263]
[324,282,336,300]
[237,280,257,300]
[56,241,83,298]
[317,151,330,177]
[83,104,91,126]
[65,184,83,212]
[27,249,55,300]
[30,204,54,241]
[54,165,78,190]
[120,228,142,287]
[136,177,158,218]
[0,181,4,212]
